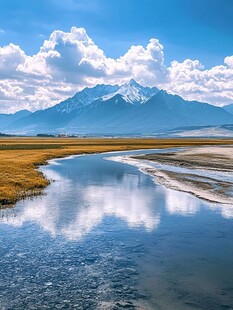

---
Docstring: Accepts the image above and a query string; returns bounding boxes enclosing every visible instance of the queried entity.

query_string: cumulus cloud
[165,57,233,105]
[0,44,26,79]
[0,26,232,113]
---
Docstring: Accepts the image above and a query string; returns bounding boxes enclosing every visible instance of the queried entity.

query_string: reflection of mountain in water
[1,154,232,240]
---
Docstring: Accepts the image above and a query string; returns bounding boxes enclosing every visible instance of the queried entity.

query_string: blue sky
[0,0,233,112]
[0,0,232,67]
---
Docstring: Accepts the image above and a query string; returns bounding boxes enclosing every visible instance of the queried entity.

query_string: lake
[0,149,233,309]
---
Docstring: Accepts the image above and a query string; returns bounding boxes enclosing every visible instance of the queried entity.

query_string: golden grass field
[1,137,233,208]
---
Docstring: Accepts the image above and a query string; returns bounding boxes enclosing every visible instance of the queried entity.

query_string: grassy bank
[1,137,233,208]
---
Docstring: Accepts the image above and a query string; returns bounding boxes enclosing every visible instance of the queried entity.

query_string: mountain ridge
[2,80,233,136]
[0,110,32,130]
[223,103,233,115]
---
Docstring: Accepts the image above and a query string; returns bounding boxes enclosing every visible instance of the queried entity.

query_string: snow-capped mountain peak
[55,84,119,113]
[126,78,141,87]
[55,80,159,113]
[102,79,159,104]
[4,80,233,136]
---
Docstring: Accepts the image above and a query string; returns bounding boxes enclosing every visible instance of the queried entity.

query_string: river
[0,149,233,309]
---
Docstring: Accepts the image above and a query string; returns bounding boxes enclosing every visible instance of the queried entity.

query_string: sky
[0,0,233,113]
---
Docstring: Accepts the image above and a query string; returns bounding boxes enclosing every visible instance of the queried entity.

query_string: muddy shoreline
[109,146,233,205]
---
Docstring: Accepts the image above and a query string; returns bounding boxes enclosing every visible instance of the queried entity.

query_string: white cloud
[0,26,232,113]
[224,56,233,68]
[165,57,233,105]
[0,44,26,79]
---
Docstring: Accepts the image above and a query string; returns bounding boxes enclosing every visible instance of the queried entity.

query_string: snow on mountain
[55,84,119,113]
[55,79,159,113]
[102,79,159,104]
[4,80,233,136]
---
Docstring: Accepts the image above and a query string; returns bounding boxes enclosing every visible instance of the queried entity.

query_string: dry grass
[1,137,233,207]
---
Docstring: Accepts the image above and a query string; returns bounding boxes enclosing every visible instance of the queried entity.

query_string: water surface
[0,149,233,309]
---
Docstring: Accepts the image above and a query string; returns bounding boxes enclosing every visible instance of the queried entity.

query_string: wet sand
[108,146,233,205]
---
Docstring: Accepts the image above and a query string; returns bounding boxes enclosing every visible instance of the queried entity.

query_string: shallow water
[0,149,233,309]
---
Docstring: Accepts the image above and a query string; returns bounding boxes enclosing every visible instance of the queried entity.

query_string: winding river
[0,149,233,309]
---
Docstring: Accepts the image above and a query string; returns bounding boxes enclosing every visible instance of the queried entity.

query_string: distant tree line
[37,134,55,137]
[0,133,15,137]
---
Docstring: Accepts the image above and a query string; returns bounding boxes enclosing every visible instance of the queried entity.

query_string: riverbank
[129,146,233,204]
[1,138,233,208]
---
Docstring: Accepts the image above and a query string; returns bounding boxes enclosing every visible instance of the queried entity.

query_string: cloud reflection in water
[163,188,200,216]
[1,168,160,240]
[1,154,232,241]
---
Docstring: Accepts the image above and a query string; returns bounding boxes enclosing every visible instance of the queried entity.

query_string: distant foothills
[1,79,233,137]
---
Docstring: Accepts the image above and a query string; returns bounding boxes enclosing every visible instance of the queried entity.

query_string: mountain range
[1,79,233,136]
[0,110,32,130]
[223,103,233,115]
